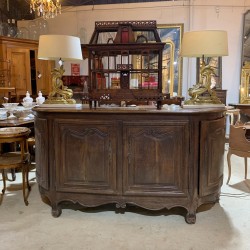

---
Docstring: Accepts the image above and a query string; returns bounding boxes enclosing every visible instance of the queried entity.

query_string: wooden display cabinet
[0,36,54,101]
[86,21,170,109]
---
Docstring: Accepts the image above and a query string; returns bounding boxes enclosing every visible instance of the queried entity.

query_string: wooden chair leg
[244,157,248,179]
[26,165,31,191]
[22,167,29,206]
[2,168,16,182]
[227,151,232,184]
[10,169,16,181]
[1,169,6,194]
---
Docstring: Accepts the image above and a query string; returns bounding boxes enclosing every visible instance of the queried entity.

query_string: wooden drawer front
[54,120,118,194]
[123,120,189,197]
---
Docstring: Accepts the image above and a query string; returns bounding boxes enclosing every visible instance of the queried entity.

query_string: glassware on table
[23,91,33,103]
[20,102,36,120]
[0,109,7,120]
[36,91,45,105]
[2,103,19,119]
[21,102,37,108]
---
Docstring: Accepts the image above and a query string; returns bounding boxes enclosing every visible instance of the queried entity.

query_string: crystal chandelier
[30,0,62,19]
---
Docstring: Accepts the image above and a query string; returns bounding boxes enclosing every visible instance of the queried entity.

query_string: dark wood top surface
[33,105,226,115]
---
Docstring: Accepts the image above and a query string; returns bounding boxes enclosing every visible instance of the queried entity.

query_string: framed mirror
[157,24,184,97]
[240,10,250,103]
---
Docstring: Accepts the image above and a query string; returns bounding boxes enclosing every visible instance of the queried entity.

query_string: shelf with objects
[85,20,183,109]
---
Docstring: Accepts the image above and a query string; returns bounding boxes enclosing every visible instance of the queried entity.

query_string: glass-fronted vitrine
[86,20,170,109]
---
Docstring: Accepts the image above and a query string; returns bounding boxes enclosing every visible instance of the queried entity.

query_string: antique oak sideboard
[34,106,225,224]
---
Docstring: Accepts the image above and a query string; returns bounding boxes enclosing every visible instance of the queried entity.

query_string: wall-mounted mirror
[240,10,250,103]
[157,24,183,97]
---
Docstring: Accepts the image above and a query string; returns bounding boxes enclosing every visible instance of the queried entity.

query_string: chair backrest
[226,109,241,125]
[229,125,250,152]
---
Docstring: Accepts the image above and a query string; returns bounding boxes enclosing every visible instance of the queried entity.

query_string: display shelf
[86,20,169,109]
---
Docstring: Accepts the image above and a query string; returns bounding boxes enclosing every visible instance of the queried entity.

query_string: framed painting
[157,23,184,97]
[196,57,222,89]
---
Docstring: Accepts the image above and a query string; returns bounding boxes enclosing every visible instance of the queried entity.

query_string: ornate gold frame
[157,23,184,97]
[240,10,250,104]
[240,62,250,103]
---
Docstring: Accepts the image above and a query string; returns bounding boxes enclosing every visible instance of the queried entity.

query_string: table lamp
[38,35,83,104]
[180,30,228,106]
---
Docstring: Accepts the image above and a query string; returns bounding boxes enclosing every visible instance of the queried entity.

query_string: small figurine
[36,91,45,105]
[23,91,33,103]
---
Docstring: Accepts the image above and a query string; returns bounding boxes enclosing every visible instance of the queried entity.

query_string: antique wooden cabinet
[0,36,54,100]
[86,21,171,108]
[34,107,225,224]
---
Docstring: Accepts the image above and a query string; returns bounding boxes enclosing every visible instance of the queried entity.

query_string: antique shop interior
[0,1,250,249]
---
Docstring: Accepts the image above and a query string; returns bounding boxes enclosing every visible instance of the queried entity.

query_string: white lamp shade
[38,35,83,61]
[180,30,228,57]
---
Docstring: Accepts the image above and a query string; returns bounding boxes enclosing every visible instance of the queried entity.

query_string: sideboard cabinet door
[123,120,190,197]
[54,120,119,194]
[199,117,225,197]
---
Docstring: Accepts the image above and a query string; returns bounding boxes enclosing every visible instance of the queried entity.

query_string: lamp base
[182,103,225,109]
[184,86,223,105]
[185,63,222,106]
[184,93,222,105]
[44,97,76,104]
[45,65,76,105]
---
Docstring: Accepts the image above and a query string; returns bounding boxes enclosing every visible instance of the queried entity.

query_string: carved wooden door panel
[7,47,31,96]
[54,119,118,194]
[35,117,49,190]
[199,117,225,197]
[123,120,190,197]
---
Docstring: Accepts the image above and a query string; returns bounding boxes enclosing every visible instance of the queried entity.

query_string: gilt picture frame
[157,23,184,97]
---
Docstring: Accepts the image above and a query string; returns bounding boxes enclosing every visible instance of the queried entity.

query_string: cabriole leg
[185,212,196,224]
[51,203,62,218]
